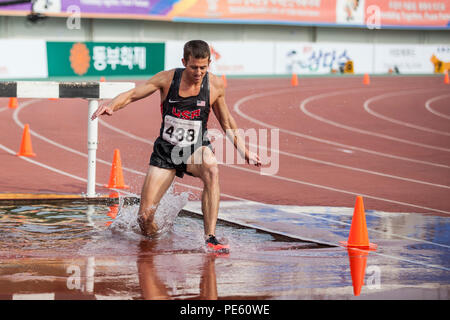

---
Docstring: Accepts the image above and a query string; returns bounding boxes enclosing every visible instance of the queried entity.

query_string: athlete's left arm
[211,78,261,166]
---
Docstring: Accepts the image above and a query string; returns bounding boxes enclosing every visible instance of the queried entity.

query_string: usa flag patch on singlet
[197,100,206,107]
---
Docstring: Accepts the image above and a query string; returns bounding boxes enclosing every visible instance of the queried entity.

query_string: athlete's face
[182,56,210,84]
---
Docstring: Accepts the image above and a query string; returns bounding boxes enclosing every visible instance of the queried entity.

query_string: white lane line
[12,103,149,177]
[14,98,450,216]
[0,143,89,184]
[81,106,450,212]
[234,88,450,169]
[425,94,450,121]
[13,101,87,157]
[230,165,450,215]
[0,143,139,199]
[364,90,450,136]
[94,84,450,190]
[2,142,448,271]
[267,147,450,190]
[98,112,450,213]
[90,86,450,187]
[300,89,450,152]
[99,119,153,145]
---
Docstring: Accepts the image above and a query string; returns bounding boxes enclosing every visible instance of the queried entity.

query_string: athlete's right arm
[90,71,170,120]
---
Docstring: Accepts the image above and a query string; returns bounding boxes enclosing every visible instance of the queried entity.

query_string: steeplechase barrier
[0,81,135,197]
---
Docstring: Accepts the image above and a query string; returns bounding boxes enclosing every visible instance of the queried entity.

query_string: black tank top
[159,68,211,148]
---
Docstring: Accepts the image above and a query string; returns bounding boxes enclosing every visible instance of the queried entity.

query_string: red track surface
[1,75,449,215]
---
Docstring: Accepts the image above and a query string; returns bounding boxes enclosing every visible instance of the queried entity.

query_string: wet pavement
[0,194,449,300]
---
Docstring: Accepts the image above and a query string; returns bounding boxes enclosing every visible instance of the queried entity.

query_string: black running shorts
[149,137,212,178]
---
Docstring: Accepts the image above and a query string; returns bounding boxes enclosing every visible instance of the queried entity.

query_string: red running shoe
[205,234,229,254]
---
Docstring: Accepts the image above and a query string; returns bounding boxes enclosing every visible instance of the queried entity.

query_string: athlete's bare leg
[186,146,220,237]
[138,165,176,237]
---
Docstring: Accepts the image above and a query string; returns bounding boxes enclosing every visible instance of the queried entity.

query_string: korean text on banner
[46,42,165,77]
[274,42,373,75]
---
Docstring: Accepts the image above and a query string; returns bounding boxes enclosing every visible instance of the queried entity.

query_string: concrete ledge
[0,193,138,205]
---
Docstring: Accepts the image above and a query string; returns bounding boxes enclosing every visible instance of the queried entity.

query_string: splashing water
[108,185,191,239]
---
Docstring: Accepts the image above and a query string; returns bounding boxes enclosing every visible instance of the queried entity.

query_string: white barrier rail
[0,81,136,197]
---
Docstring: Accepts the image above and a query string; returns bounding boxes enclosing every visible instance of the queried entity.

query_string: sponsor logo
[172,107,201,120]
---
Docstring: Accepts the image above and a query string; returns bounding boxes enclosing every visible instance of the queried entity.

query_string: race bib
[162,115,202,147]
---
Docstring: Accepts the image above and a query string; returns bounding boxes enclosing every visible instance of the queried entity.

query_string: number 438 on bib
[162,115,202,147]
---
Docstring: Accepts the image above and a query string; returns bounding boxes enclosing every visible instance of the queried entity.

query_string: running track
[0,75,449,215]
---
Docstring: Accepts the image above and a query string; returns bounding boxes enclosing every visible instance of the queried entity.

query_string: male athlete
[91,40,261,253]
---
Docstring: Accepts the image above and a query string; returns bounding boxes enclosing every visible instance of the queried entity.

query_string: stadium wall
[0,16,449,80]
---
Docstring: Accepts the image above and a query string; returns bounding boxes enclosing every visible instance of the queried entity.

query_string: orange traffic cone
[339,196,377,250]
[347,248,368,296]
[363,73,370,85]
[8,97,18,109]
[104,149,129,189]
[444,71,449,84]
[16,124,36,157]
[221,74,227,88]
[109,191,119,199]
[107,204,119,219]
[291,73,298,87]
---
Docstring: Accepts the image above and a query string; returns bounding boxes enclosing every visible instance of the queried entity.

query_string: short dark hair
[183,40,211,62]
